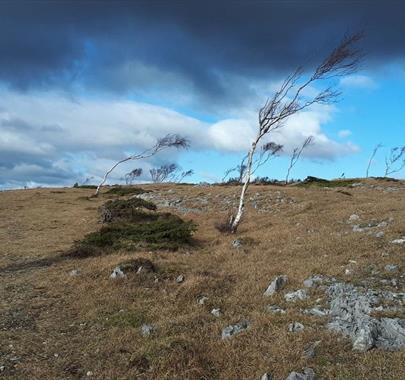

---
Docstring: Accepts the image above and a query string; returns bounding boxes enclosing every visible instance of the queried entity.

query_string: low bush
[298,176,357,188]
[105,186,149,196]
[100,197,157,223]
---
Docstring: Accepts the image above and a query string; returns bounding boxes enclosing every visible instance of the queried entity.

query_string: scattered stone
[345,268,352,275]
[176,274,185,283]
[110,258,155,279]
[221,320,250,339]
[327,282,405,351]
[69,269,80,276]
[211,308,221,317]
[232,239,242,248]
[110,267,126,279]
[391,238,405,245]
[375,231,384,238]
[303,275,324,288]
[86,371,93,377]
[266,305,286,314]
[377,221,388,228]
[261,372,272,380]
[264,275,288,296]
[197,296,209,305]
[348,214,360,222]
[285,289,308,302]
[288,322,304,333]
[304,307,329,317]
[385,264,399,273]
[286,368,316,380]
[140,324,154,337]
[0,366,5,372]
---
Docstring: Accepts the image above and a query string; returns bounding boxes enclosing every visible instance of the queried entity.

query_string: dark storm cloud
[1,1,405,97]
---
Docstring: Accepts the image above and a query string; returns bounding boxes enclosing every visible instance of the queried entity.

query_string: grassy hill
[1,179,404,379]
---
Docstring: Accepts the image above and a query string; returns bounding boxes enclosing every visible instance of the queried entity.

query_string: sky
[0,0,405,189]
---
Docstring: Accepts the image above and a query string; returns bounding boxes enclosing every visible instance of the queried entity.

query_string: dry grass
[1,180,404,379]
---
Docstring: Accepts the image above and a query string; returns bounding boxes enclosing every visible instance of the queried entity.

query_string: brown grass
[1,180,404,379]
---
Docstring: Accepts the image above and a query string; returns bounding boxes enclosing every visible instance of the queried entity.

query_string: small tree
[384,146,405,177]
[366,143,382,178]
[125,168,143,184]
[228,33,363,233]
[150,164,193,183]
[95,134,189,196]
[285,136,314,184]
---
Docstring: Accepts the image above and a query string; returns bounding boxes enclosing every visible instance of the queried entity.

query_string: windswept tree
[95,134,189,196]
[285,136,314,184]
[223,142,282,183]
[228,33,363,233]
[384,146,405,177]
[125,168,143,184]
[150,163,193,183]
[366,143,383,178]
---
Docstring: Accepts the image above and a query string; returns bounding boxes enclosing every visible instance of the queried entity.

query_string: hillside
[1,179,405,379]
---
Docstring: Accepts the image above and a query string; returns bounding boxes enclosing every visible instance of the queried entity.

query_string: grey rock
[286,368,315,380]
[391,238,405,244]
[69,269,80,276]
[261,373,272,380]
[176,274,185,283]
[110,267,126,279]
[211,308,221,317]
[385,264,399,273]
[303,275,324,288]
[304,307,329,317]
[232,239,242,248]
[140,324,154,337]
[264,275,288,297]
[285,289,308,302]
[327,282,405,351]
[348,214,360,222]
[197,296,209,305]
[221,320,250,339]
[375,231,384,238]
[288,322,304,333]
[266,305,286,314]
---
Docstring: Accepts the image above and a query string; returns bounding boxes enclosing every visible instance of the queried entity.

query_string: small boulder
[176,274,185,283]
[303,275,324,288]
[221,320,250,340]
[391,237,405,245]
[286,368,315,380]
[211,308,221,317]
[385,264,399,272]
[232,239,242,248]
[110,267,126,279]
[285,289,308,302]
[266,305,286,314]
[261,373,272,380]
[140,324,155,337]
[197,296,209,305]
[348,214,360,222]
[264,275,288,297]
[69,269,81,277]
[288,322,304,333]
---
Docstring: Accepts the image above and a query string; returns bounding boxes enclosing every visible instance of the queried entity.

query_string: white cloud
[338,129,352,138]
[0,89,359,187]
[340,75,377,89]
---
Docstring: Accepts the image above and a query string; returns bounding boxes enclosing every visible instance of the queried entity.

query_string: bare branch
[384,146,405,177]
[366,143,383,178]
[285,136,314,184]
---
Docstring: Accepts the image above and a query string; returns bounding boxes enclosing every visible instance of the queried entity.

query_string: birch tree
[366,143,382,178]
[95,134,189,196]
[384,146,405,177]
[285,136,314,184]
[229,33,363,233]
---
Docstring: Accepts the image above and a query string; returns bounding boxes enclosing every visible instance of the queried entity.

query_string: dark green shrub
[100,198,157,223]
[105,186,149,196]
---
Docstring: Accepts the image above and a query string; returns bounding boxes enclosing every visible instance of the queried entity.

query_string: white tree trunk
[231,141,257,233]
[95,157,131,196]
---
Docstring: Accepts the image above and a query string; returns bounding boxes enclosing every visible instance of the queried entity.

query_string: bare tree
[125,168,143,184]
[366,143,383,178]
[150,163,178,183]
[95,134,189,196]
[223,142,282,183]
[228,33,363,233]
[150,164,193,183]
[384,146,405,177]
[285,136,314,184]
